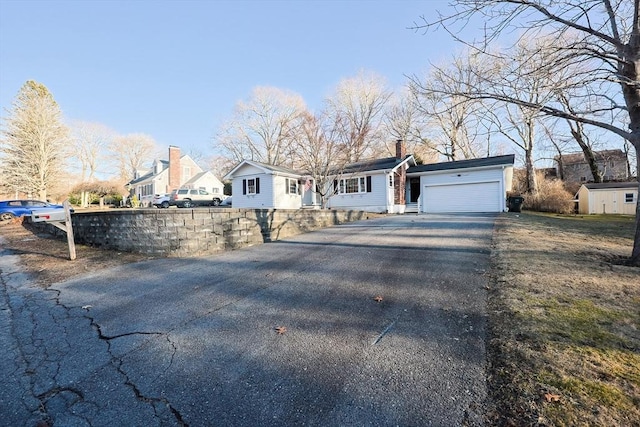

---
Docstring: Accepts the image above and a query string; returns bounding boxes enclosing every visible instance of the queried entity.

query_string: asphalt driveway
[1,213,497,426]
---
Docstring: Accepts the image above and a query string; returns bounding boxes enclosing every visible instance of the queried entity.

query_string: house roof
[126,170,155,186]
[407,154,515,173]
[583,182,638,190]
[558,149,626,165]
[224,160,302,180]
[338,155,416,174]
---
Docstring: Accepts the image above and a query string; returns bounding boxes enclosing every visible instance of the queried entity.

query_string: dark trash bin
[508,196,524,213]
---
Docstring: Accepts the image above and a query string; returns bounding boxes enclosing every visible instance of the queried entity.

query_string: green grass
[529,298,633,349]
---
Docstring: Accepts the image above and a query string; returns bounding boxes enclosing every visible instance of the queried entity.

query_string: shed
[576,182,638,215]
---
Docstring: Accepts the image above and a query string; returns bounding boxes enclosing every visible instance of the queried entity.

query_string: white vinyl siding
[275,176,303,209]
[327,173,389,212]
[232,173,272,208]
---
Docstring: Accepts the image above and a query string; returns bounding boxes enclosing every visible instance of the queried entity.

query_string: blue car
[0,200,65,221]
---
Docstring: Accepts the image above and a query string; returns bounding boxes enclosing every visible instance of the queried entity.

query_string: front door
[410,178,421,203]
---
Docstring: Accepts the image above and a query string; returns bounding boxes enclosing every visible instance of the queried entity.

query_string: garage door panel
[423,181,501,213]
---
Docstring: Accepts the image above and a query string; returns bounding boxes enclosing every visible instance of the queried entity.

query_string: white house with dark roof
[224,141,516,214]
[223,161,307,209]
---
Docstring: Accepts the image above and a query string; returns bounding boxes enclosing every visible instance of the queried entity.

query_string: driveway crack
[84,313,188,426]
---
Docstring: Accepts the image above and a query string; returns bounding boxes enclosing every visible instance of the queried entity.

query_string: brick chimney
[396,139,406,160]
[168,146,180,192]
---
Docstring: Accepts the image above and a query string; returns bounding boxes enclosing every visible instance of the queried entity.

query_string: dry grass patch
[488,212,639,426]
[0,221,156,287]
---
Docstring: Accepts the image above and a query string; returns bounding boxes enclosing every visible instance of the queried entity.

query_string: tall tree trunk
[568,120,601,183]
[525,147,537,193]
[630,140,640,266]
[620,13,640,265]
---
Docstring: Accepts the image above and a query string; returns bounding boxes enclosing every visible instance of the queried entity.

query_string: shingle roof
[407,154,515,173]
[584,182,638,190]
[251,161,301,175]
[559,149,626,165]
[339,155,414,174]
[183,171,209,186]
[126,170,154,185]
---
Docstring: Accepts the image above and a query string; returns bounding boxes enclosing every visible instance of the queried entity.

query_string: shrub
[523,172,575,214]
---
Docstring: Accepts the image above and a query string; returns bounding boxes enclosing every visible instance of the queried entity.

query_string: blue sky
[0,0,460,158]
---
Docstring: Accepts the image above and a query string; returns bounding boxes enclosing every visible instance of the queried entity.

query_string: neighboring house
[576,182,638,215]
[183,171,225,195]
[224,141,516,214]
[126,146,223,207]
[555,149,628,183]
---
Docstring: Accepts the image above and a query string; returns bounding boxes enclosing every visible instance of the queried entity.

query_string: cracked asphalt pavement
[1,214,496,426]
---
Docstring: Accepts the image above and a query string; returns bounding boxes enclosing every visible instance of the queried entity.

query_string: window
[580,176,587,182]
[625,193,636,203]
[285,178,298,195]
[243,177,260,195]
[335,176,372,194]
[345,178,360,193]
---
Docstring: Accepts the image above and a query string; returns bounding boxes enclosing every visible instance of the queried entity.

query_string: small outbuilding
[576,182,638,215]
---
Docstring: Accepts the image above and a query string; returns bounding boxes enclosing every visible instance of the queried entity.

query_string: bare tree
[204,155,236,183]
[288,111,346,207]
[415,1,640,264]
[215,86,307,167]
[325,71,392,163]
[383,90,439,164]
[0,80,70,200]
[409,52,492,161]
[70,121,115,182]
[109,133,158,183]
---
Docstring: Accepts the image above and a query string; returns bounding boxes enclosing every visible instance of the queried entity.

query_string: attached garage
[407,155,515,214]
[423,181,502,213]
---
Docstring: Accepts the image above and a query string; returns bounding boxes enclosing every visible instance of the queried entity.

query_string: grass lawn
[488,212,639,426]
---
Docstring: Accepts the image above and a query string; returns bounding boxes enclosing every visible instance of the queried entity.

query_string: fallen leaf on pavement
[374,296,383,302]
[275,326,287,334]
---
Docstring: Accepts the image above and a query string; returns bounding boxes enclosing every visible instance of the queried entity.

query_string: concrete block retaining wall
[41,208,384,257]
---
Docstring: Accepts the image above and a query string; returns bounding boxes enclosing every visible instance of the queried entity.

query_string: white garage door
[423,181,501,213]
